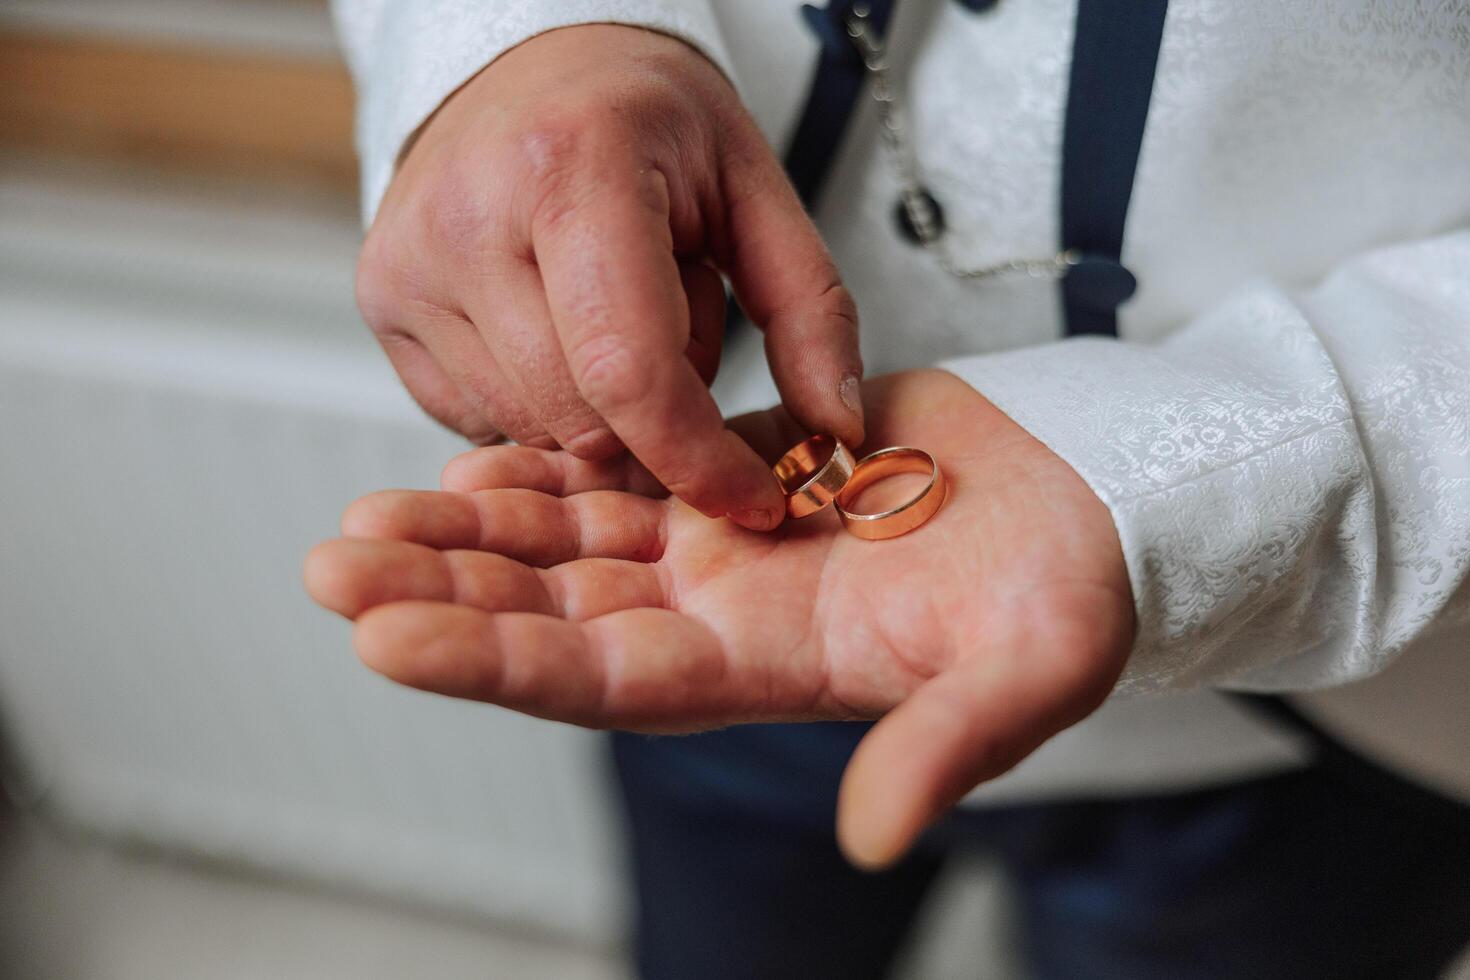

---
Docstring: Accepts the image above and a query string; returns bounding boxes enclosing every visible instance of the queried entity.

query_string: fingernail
[731,508,780,532]
[839,374,864,422]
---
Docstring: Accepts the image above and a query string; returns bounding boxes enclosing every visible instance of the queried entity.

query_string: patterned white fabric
[948,233,1470,694]
[330,0,1470,794]
[330,0,734,222]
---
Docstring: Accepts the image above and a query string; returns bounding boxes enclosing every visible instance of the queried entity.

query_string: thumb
[719,133,865,447]
[836,612,1125,870]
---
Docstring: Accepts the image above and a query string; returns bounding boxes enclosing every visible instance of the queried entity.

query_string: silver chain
[846,6,1078,281]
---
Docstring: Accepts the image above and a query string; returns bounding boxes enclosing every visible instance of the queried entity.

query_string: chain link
[846,7,1078,282]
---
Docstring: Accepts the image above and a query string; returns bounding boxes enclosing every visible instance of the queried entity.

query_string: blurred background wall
[0,0,631,974]
[0,2,1019,977]
[0,0,355,189]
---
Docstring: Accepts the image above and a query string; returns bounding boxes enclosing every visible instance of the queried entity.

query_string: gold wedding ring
[836,447,947,540]
[773,434,857,518]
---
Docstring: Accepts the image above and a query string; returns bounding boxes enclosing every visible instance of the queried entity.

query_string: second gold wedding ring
[773,434,856,518]
[836,447,947,540]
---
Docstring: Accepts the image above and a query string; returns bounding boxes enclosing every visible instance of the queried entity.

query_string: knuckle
[518,432,560,450]
[463,422,511,448]
[416,163,497,255]
[377,329,425,365]
[454,372,515,415]
[626,47,697,91]
[776,279,861,354]
[515,113,664,235]
[718,123,773,191]
[560,425,623,461]
[514,116,604,225]
[458,397,536,446]
[355,227,460,335]
[805,280,860,341]
[514,139,588,238]
[420,397,499,445]
[569,335,649,411]
[818,281,860,330]
[340,491,398,539]
[608,70,702,139]
[393,370,508,445]
[516,116,588,184]
[353,232,409,333]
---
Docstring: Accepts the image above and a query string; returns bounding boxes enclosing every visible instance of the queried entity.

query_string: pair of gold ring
[773,434,947,540]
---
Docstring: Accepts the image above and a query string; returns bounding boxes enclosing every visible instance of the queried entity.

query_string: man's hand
[305,370,1134,867]
[356,24,864,531]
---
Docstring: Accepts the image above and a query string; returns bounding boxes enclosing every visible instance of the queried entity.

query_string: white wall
[0,160,626,942]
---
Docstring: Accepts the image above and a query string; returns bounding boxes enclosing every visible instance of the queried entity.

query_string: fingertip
[441,445,552,493]
[352,603,415,679]
[310,538,458,620]
[727,507,784,532]
[352,601,488,693]
[723,457,787,532]
[840,705,940,875]
[837,824,906,873]
[440,451,483,492]
[342,489,482,550]
[836,743,919,872]
[342,489,451,540]
[661,429,786,530]
[340,491,403,538]
[303,540,351,616]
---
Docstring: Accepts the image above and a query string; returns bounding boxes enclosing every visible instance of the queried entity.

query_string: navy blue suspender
[1059,0,1169,336]
[786,1,900,206]
[786,0,1169,338]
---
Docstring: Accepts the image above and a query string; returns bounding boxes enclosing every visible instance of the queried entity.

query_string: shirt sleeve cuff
[346,0,735,224]
[938,285,1367,694]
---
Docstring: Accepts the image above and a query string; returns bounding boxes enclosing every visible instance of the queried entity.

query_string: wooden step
[0,28,356,192]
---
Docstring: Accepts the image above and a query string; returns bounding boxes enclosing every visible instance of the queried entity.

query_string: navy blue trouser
[612,722,1470,980]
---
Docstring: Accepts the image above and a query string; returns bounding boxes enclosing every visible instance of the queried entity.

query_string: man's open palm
[306,370,1133,866]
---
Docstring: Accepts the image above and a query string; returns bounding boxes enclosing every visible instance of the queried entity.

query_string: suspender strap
[783,0,1166,334]
[1058,0,1169,336]
[787,1,899,208]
